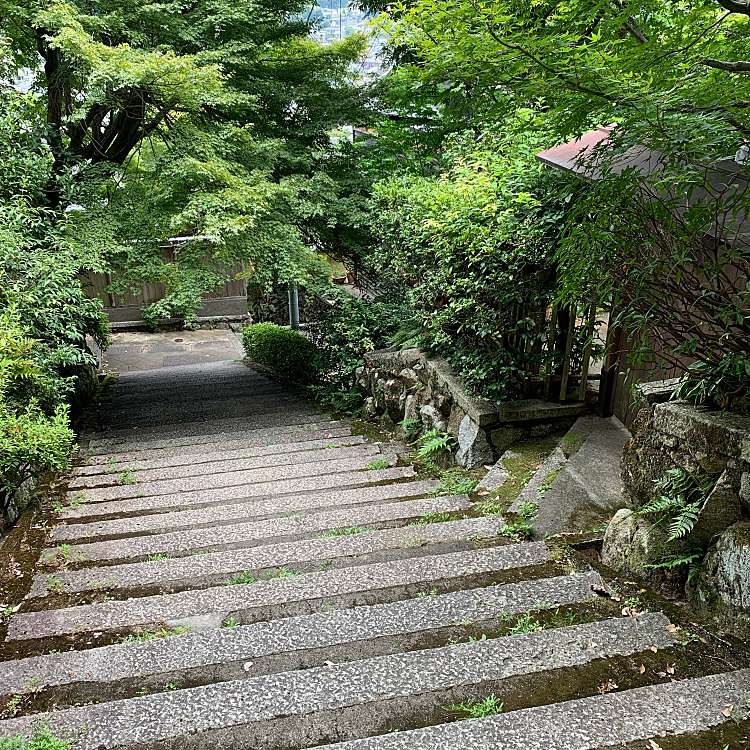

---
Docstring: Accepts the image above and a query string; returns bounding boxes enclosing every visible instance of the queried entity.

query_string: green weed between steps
[448,695,504,719]
[318,526,369,537]
[222,617,240,628]
[118,469,138,485]
[498,501,538,540]
[224,567,298,585]
[0,724,73,749]
[146,553,174,562]
[366,459,390,470]
[120,626,191,643]
[414,511,453,525]
[431,468,479,496]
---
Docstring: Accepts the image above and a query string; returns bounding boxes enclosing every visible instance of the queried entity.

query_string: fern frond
[667,502,700,541]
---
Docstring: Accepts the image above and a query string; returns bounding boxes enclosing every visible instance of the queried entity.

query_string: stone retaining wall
[357,348,584,468]
[602,396,750,625]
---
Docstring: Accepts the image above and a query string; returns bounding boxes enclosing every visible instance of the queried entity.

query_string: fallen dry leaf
[648,645,658,653]
[665,623,680,634]
[648,740,663,750]
[639,664,646,674]
[666,663,675,675]
[242,661,253,672]
[722,705,734,718]
[598,679,619,695]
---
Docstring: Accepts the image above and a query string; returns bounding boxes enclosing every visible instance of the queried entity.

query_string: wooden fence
[81,246,248,324]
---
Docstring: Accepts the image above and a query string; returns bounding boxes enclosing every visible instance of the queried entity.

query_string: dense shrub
[372,118,573,401]
[242,323,319,383]
[307,292,405,410]
[0,92,108,524]
[0,318,76,521]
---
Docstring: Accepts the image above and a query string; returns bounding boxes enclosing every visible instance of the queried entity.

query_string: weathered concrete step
[0,614,675,749]
[33,515,502,598]
[75,435,366,477]
[75,453,399,503]
[83,422,353,461]
[69,444,382,489]
[88,407,325,449]
[54,480,442,540]
[8,544,551,640]
[102,381,287,408]
[2,572,604,710]
[61,467,417,519]
[317,669,750,750]
[108,360,252,385]
[44,496,472,565]
[98,393,310,429]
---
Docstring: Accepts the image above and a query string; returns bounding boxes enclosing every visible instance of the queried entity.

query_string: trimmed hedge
[241,323,319,383]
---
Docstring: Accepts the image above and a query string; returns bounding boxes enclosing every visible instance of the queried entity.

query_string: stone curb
[53,480,441,541]
[8,544,550,640]
[74,435,366,477]
[74,454,399,503]
[317,669,750,750]
[69,444,381,490]
[82,423,352,461]
[0,614,674,749]
[60,467,417,520]
[44,496,473,565]
[2,572,604,702]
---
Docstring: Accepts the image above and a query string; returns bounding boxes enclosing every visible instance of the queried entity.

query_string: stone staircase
[1,359,750,748]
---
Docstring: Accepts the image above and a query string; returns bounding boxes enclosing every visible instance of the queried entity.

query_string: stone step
[60,467,417,519]
[316,669,750,750]
[54,480,441,540]
[32,516,502,599]
[69,444,382,489]
[83,422,353,461]
[87,407,325,449]
[108,360,253,385]
[74,435,367,477]
[8,543,551,641]
[2,572,604,711]
[102,382,287,408]
[98,393,310,429]
[43,496,473,565]
[0,614,675,749]
[74,453,400,503]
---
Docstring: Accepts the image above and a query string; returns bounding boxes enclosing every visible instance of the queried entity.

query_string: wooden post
[543,304,559,400]
[559,304,576,402]
[577,302,598,402]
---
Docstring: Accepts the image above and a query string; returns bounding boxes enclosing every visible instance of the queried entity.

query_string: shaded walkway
[1,354,750,748]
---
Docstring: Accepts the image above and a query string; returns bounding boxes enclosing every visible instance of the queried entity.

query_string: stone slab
[75,454,399,503]
[98,394,311,430]
[510,446,568,513]
[33,515,500,597]
[75,435,366,477]
[61,467,417,520]
[0,614,675,748]
[2,572,604,700]
[531,416,630,539]
[8,544,551,640]
[54,480,442,540]
[317,669,750,750]
[653,401,750,461]
[69,444,381,489]
[83,423,353,461]
[87,408,325,450]
[45,496,472,564]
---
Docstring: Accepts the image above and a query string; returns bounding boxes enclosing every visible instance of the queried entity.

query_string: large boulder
[455,415,494,469]
[693,522,750,616]
[601,509,687,596]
